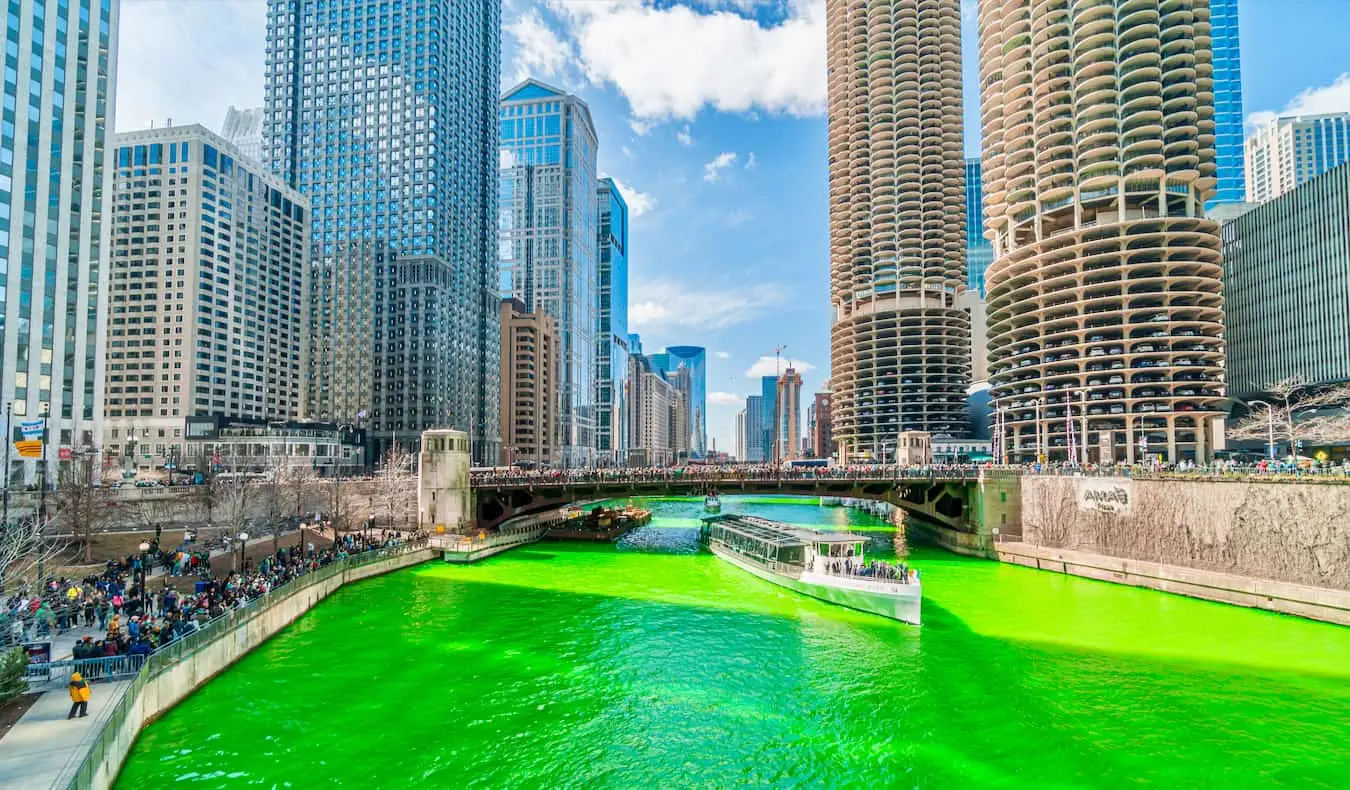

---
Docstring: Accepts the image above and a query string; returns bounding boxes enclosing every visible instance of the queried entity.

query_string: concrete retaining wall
[997,542,1350,626]
[81,548,435,789]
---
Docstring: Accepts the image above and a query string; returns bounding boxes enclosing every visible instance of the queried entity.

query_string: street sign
[59,447,72,461]
[15,440,42,458]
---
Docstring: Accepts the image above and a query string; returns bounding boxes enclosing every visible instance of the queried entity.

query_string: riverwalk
[0,680,132,789]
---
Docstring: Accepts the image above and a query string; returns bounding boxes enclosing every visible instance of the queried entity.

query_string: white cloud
[708,391,744,406]
[1247,72,1350,130]
[744,356,816,379]
[610,177,656,218]
[745,151,758,169]
[115,0,266,133]
[714,351,731,360]
[676,124,695,146]
[543,0,826,121]
[629,117,656,136]
[621,145,634,158]
[630,279,787,331]
[506,10,575,84]
[703,152,738,182]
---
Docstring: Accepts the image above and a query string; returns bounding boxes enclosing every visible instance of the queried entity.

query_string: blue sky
[119,0,1350,454]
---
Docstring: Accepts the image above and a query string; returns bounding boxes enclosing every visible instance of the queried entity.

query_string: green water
[117,497,1350,788]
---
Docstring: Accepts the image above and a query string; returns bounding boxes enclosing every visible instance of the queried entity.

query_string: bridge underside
[473,478,1014,554]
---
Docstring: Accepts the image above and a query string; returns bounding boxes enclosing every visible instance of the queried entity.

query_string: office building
[499,298,559,466]
[744,394,766,463]
[981,0,1225,463]
[965,158,994,297]
[1223,164,1350,401]
[596,178,630,465]
[263,0,502,464]
[219,106,264,164]
[1210,0,1245,207]
[628,353,679,466]
[829,0,970,462]
[648,346,707,456]
[1245,113,1350,204]
[760,376,778,463]
[735,409,746,462]
[182,415,363,477]
[104,126,309,474]
[775,367,803,462]
[1,0,117,484]
[810,390,835,460]
[664,364,692,459]
[498,80,599,466]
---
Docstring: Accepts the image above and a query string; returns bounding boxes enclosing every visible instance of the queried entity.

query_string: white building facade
[1245,113,1350,204]
[104,125,308,476]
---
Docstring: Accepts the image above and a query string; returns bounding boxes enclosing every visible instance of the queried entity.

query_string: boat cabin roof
[701,514,864,548]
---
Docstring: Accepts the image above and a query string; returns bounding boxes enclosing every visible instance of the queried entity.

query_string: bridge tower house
[418,429,471,534]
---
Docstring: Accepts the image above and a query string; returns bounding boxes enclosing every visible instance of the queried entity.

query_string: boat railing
[808,559,919,586]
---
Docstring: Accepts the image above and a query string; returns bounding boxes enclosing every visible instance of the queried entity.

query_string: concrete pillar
[1194,417,1207,463]
[1166,416,1177,464]
[1125,417,1135,465]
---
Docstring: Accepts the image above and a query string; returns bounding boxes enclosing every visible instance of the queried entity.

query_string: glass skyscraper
[964,158,993,298]
[648,346,707,457]
[743,394,765,463]
[1210,0,1245,207]
[596,178,629,464]
[760,375,778,463]
[498,80,599,466]
[263,0,502,464]
[2,0,115,484]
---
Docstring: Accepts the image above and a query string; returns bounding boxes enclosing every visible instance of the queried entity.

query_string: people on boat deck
[817,556,918,584]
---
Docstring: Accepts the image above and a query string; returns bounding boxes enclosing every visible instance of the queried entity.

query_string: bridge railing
[470,465,1012,488]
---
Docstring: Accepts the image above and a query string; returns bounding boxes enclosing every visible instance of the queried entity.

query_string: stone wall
[1021,476,1350,592]
[77,548,436,789]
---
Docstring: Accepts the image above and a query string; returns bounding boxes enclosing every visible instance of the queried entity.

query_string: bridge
[470,468,1024,555]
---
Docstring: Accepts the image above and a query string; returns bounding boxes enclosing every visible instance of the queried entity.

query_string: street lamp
[137,541,150,600]
[237,532,249,573]
[1245,399,1278,460]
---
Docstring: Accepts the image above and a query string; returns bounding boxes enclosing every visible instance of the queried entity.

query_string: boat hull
[708,543,921,625]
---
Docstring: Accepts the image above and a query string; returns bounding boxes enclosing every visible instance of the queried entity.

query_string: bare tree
[1229,376,1350,455]
[216,473,253,553]
[52,452,104,564]
[128,496,175,542]
[1025,481,1079,548]
[258,460,290,555]
[283,462,319,518]
[373,442,417,533]
[1,509,67,595]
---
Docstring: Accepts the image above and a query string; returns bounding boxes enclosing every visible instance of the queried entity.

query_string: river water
[117,497,1350,788]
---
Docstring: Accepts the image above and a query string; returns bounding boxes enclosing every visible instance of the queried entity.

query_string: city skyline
[115,0,1350,456]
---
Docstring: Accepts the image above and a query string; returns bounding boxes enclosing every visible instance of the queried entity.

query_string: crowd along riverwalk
[116,497,1350,788]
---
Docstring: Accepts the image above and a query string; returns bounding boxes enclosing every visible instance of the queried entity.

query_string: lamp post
[2,400,10,533]
[237,532,249,573]
[137,541,150,601]
[1245,399,1277,460]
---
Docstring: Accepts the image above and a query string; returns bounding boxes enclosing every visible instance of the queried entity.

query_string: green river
[117,497,1350,788]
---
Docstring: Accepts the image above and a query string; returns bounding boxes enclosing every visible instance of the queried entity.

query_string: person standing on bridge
[67,671,91,719]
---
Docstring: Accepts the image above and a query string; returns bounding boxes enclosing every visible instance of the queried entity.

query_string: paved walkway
[0,679,131,789]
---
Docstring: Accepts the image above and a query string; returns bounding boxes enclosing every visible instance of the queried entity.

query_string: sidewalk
[0,678,131,789]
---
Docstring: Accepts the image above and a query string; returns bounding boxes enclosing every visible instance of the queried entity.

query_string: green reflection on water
[117,497,1350,788]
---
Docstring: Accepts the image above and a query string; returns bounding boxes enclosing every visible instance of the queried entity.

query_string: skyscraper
[775,367,803,462]
[965,158,993,298]
[500,298,559,466]
[647,346,707,457]
[981,0,1225,463]
[1210,0,1245,207]
[498,80,599,466]
[219,106,264,163]
[760,376,778,463]
[811,390,835,460]
[264,0,502,463]
[828,0,970,462]
[1245,113,1350,204]
[735,409,746,462]
[106,126,309,470]
[744,394,765,463]
[596,178,630,465]
[3,0,117,483]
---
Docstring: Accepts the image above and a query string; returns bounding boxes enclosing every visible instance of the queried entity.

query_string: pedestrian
[67,671,91,719]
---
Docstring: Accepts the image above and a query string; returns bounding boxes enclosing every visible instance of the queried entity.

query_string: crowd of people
[4,529,428,661]
[812,556,918,585]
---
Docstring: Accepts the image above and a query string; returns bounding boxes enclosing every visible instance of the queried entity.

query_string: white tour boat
[699,514,921,625]
[704,493,722,512]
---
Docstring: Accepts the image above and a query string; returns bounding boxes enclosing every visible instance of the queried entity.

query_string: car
[1177,388,1197,396]
[1110,361,1125,369]
[1176,329,1197,337]
[1149,330,1167,338]
[1108,375,1124,384]
[1090,392,1106,401]
[1138,404,1155,412]
[1135,344,1155,353]
[1155,404,1172,412]
[1109,346,1123,355]
[1088,348,1106,357]
[1109,405,1125,414]
[1089,406,1107,415]
[1149,313,1168,322]
[1178,404,1196,411]
[1088,334,1105,343]
[1087,378,1105,386]
[134,480,163,488]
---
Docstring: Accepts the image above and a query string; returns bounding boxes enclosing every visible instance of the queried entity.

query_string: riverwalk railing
[432,521,551,557]
[64,543,426,789]
[25,654,147,690]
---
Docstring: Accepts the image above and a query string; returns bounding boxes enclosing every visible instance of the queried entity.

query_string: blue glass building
[498,80,599,465]
[964,158,993,297]
[743,395,765,463]
[597,178,630,464]
[648,346,707,457]
[1,0,114,485]
[263,0,502,463]
[760,375,778,463]
[1210,0,1245,207]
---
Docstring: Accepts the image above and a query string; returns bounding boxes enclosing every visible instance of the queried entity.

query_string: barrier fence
[64,544,424,789]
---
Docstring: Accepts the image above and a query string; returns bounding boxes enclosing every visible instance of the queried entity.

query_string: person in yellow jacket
[68,672,91,719]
